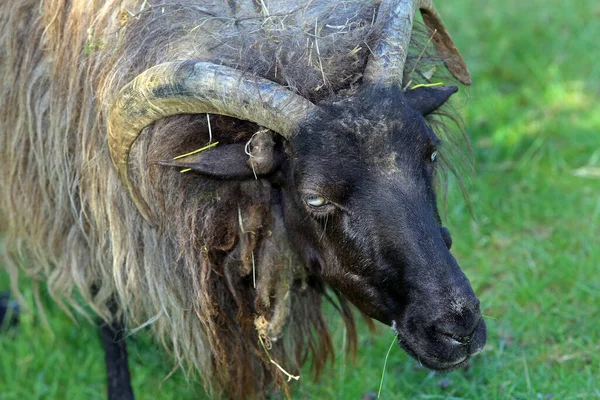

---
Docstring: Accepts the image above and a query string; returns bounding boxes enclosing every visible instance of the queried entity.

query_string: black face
[285,85,486,370]
[164,84,487,370]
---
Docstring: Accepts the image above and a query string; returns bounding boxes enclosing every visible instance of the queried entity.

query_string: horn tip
[120,172,157,225]
[445,60,472,86]
[453,69,472,86]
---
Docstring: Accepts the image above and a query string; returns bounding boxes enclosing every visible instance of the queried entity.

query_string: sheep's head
[283,85,486,369]
[107,0,485,371]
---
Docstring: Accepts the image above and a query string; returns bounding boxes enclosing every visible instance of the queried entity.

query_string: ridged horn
[107,61,316,223]
[364,0,471,86]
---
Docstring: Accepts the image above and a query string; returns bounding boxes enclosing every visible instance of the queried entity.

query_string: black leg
[99,317,135,400]
[0,291,19,329]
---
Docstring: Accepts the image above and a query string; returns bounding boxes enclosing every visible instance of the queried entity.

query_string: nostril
[439,330,473,345]
[471,298,481,313]
[436,317,481,345]
[441,227,453,249]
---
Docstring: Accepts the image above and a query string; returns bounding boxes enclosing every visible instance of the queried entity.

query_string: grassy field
[1,0,599,399]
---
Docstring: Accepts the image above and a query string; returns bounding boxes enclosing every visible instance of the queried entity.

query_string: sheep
[0,0,486,398]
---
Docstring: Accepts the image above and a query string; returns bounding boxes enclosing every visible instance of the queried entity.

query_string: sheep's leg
[99,317,135,400]
[0,291,19,329]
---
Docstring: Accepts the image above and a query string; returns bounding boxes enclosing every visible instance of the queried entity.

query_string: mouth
[391,319,486,371]
[398,336,470,370]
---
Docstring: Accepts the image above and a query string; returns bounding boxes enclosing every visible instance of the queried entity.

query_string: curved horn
[107,61,316,222]
[364,0,471,86]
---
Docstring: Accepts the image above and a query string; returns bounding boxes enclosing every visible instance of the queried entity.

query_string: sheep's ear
[158,139,283,179]
[405,86,458,116]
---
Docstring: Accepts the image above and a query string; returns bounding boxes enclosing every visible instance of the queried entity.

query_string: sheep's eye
[304,195,327,208]
[431,151,437,163]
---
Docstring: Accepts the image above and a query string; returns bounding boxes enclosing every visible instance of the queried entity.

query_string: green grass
[2,0,599,398]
